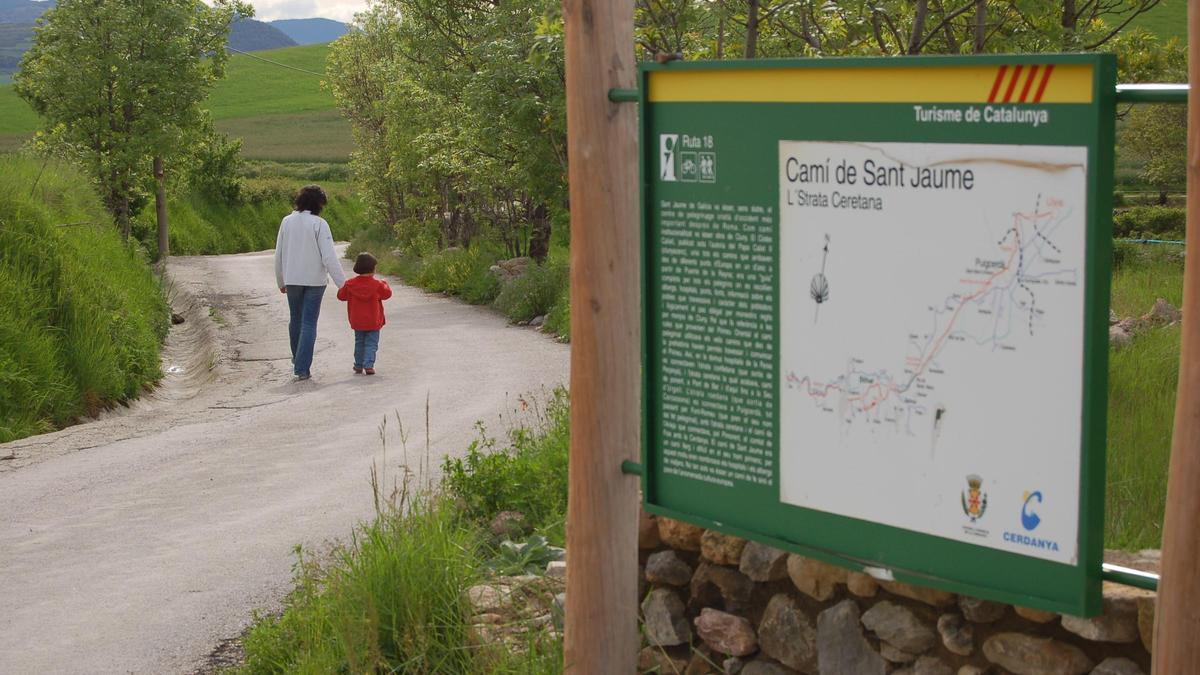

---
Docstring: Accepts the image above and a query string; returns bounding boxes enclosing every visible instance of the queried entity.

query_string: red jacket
[336,274,392,331]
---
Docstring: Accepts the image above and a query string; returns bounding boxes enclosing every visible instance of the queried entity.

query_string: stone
[1137,594,1155,653]
[647,550,694,587]
[702,530,748,566]
[490,256,532,282]
[861,601,938,653]
[1091,657,1145,675]
[846,572,879,598]
[1109,325,1132,348]
[724,657,746,674]
[695,608,759,657]
[816,599,887,675]
[659,517,705,551]
[1142,298,1181,325]
[691,562,755,611]
[880,580,956,607]
[740,541,789,582]
[957,667,985,675]
[642,588,692,647]
[171,312,185,324]
[545,560,566,579]
[529,314,546,328]
[466,584,510,614]
[638,646,689,673]
[982,633,1093,675]
[1061,583,1149,643]
[959,596,1006,623]
[640,508,662,549]
[488,510,530,538]
[757,594,818,673]
[687,649,721,675]
[1015,605,1059,623]
[880,642,918,663]
[741,659,800,675]
[552,592,566,630]
[1109,309,1119,325]
[913,656,954,675]
[937,613,974,656]
[787,555,846,602]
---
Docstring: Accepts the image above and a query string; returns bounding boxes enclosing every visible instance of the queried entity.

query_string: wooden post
[154,156,168,261]
[563,0,640,670]
[1153,1,1200,671]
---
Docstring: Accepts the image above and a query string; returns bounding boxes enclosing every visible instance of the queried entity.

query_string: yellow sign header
[648,63,1094,105]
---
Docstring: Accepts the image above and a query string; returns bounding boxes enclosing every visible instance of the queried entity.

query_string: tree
[15,0,248,240]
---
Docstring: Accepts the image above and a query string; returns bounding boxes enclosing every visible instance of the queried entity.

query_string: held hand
[280,287,287,294]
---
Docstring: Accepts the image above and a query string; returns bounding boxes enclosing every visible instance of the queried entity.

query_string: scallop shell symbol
[810,273,829,304]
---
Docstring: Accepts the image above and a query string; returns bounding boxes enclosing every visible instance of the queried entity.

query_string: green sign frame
[638,54,1116,616]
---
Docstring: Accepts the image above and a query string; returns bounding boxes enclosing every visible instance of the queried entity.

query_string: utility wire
[226,46,325,77]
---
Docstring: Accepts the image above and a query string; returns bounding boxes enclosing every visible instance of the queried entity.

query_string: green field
[0,43,350,161]
[1130,0,1187,43]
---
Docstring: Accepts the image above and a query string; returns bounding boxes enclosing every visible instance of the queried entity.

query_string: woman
[274,185,346,380]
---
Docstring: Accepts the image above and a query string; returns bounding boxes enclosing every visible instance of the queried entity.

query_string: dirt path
[0,248,570,674]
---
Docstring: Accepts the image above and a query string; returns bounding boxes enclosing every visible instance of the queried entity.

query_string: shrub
[441,389,570,543]
[543,288,570,341]
[1113,206,1186,240]
[493,259,569,324]
[415,246,499,296]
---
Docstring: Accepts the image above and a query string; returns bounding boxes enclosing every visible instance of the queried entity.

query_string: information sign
[639,55,1115,615]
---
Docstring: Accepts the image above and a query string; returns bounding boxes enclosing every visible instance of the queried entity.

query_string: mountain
[0,0,51,24]
[269,18,347,45]
[228,17,297,52]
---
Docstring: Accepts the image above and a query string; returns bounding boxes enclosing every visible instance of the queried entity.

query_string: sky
[241,0,368,23]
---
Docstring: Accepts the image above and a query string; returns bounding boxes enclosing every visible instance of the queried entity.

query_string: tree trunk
[717,0,725,59]
[745,0,759,59]
[1061,0,1077,32]
[974,0,987,53]
[908,0,929,54]
[154,156,168,261]
[1160,189,1170,206]
[528,203,551,263]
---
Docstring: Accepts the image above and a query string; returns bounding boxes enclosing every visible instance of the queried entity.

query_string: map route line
[785,193,1070,425]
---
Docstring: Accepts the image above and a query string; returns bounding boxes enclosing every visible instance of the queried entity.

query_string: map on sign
[778,141,1087,565]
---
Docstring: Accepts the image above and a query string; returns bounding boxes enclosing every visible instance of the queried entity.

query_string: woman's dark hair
[353,252,378,275]
[294,184,328,215]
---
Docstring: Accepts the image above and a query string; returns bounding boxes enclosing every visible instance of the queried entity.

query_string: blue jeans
[286,285,325,376]
[354,330,380,369]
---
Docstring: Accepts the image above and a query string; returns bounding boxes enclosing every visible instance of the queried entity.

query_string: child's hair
[353,252,378,275]
[294,184,328,215]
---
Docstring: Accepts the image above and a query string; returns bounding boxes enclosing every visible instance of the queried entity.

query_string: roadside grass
[0,156,168,442]
[1106,243,1184,550]
[236,393,570,673]
[1128,0,1187,43]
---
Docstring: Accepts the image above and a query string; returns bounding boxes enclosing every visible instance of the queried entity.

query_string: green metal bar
[609,88,639,103]
[621,460,644,475]
[1115,84,1188,104]
[1101,563,1159,591]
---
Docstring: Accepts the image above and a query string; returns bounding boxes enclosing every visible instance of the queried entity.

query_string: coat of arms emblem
[961,474,988,522]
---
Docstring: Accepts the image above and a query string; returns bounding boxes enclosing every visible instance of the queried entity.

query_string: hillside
[270,18,347,45]
[229,17,296,52]
[0,0,50,23]
[0,43,351,160]
[1130,0,1187,43]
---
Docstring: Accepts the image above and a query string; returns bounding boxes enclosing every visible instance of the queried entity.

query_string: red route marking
[1033,65,1055,103]
[988,66,1009,103]
[1018,65,1040,103]
[1002,65,1024,103]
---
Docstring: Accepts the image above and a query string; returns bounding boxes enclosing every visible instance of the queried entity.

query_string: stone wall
[638,512,1156,675]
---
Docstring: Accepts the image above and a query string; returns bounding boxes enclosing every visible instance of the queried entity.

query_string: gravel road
[0,248,570,673]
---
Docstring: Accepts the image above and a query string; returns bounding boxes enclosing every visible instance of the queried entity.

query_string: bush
[0,156,168,442]
[415,246,500,297]
[1113,206,1186,240]
[441,389,570,543]
[542,288,570,340]
[493,258,569,324]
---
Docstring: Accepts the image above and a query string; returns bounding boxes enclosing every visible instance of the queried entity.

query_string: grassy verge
[236,392,570,673]
[0,156,168,442]
[347,227,571,341]
[1106,243,1184,550]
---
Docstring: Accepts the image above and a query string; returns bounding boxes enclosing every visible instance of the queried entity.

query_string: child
[336,252,393,375]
